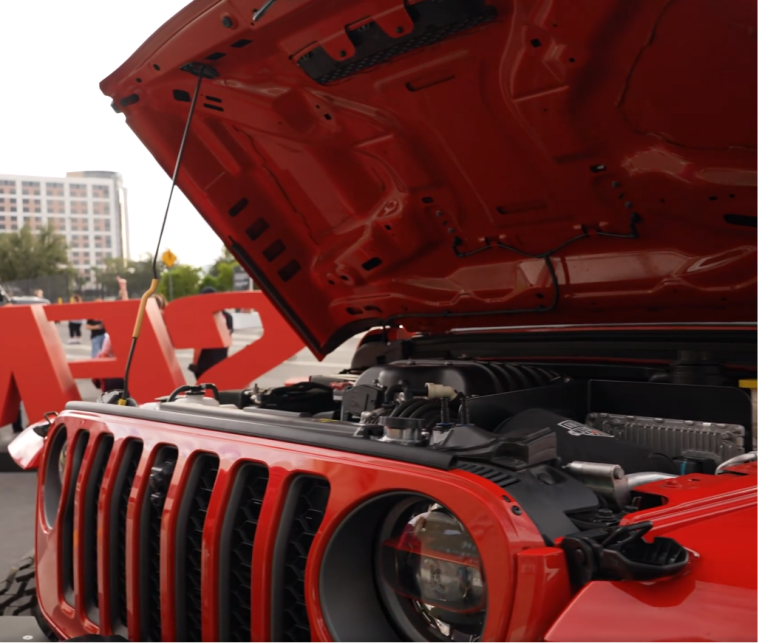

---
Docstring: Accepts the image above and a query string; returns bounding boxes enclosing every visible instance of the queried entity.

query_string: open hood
[102,0,757,357]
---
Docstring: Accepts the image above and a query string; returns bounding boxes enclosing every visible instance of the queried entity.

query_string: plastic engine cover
[352,360,559,396]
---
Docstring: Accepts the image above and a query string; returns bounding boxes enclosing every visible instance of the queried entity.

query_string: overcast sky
[0,0,224,267]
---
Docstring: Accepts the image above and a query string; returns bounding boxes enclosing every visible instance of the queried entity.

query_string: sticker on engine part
[558,419,613,437]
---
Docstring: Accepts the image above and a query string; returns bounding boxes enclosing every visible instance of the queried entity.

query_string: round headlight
[377,499,486,640]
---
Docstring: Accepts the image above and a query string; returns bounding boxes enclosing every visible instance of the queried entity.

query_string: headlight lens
[378,500,486,640]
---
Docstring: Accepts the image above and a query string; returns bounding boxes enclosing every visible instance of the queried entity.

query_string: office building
[0,171,129,276]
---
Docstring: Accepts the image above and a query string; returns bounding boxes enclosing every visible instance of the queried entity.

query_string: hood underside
[102,0,757,357]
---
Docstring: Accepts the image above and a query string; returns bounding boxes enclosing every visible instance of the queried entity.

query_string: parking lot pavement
[0,438,36,570]
[0,317,363,570]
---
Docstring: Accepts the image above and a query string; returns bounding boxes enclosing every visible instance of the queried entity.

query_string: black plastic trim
[83,434,114,624]
[297,0,497,84]
[62,431,90,606]
[139,445,178,642]
[64,402,456,470]
[271,476,330,642]
[109,439,143,638]
[320,493,410,642]
[174,453,219,642]
[218,463,270,642]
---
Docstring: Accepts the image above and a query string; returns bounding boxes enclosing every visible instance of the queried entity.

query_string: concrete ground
[0,319,362,572]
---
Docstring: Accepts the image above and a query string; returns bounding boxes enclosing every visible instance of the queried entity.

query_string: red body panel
[36,409,757,642]
[547,472,758,642]
[100,0,757,355]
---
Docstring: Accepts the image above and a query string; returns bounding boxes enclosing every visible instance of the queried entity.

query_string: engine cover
[351,360,559,396]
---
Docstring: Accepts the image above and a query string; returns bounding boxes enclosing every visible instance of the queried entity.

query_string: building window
[92,185,110,198]
[46,182,64,197]
[47,199,65,214]
[68,183,87,198]
[21,198,40,212]
[93,201,110,215]
[49,217,66,232]
[71,217,89,231]
[70,200,88,215]
[21,181,41,196]
[0,180,15,195]
[105,236,112,248]
[28,216,44,230]
[0,199,13,213]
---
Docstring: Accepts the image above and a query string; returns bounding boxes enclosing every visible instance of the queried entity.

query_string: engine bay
[139,345,756,545]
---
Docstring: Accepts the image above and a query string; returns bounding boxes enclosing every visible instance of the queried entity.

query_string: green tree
[159,264,201,300]
[199,246,238,292]
[0,224,72,281]
[94,254,164,298]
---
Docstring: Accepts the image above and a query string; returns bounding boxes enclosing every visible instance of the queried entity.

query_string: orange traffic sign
[162,249,177,268]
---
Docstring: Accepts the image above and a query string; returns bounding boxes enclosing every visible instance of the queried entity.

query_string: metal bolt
[221,15,234,28]
[435,210,443,217]
[624,201,633,209]
[339,50,347,57]
[396,26,404,33]
[511,505,522,516]
[611,181,620,188]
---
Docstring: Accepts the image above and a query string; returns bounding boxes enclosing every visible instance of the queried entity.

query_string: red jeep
[3,0,757,640]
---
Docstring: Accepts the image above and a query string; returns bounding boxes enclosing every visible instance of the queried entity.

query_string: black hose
[398,399,432,418]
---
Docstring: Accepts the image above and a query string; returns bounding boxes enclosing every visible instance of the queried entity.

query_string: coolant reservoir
[167,392,220,406]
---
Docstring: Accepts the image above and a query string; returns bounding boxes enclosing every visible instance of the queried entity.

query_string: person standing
[86,316,106,357]
[189,286,233,380]
[68,294,83,344]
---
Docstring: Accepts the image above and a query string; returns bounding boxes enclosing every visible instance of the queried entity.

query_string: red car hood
[102,0,757,357]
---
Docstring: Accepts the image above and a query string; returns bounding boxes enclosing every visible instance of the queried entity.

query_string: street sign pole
[161,249,178,301]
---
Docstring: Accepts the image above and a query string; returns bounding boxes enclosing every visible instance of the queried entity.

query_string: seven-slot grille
[219,463,270,642]
[273,476,331,642]
[53,429,330,641]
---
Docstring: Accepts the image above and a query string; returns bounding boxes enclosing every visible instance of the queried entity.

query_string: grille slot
[109,440,143,636]
[83,434,114,623]
[61,430,90,606]
[139,445,178,642]
[218,463,270,642]
[272,476,330,642]
[175,454,219,642]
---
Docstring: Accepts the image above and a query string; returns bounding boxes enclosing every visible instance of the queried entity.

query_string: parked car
[0,284,49,305]
[3,0,756,641]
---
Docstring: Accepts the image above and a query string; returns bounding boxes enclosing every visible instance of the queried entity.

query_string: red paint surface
[0,305,80,426]
[35,411,757,642]
[164,291,306,389]
[45,299,184,402]
[0,294,305,425]
[547,468,759,642]
[100,0,756,355]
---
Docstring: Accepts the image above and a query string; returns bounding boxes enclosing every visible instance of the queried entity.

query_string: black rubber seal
[64,402,456,470]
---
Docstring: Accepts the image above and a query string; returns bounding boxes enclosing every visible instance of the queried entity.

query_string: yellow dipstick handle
[132,279,159,339]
